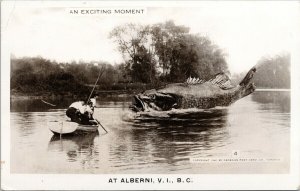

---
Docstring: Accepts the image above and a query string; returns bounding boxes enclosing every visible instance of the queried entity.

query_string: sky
[2,1,299,74]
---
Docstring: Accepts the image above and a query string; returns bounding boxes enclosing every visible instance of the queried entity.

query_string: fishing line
[85,66,110,132]
[41,99,56,106]
[86,66,105,103]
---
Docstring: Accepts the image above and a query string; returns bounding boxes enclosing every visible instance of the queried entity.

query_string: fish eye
[150,94,156,99]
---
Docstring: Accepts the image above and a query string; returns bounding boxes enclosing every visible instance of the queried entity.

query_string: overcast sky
[3,1,299,73]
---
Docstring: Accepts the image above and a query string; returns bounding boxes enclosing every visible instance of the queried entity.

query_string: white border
[1,1,300,190]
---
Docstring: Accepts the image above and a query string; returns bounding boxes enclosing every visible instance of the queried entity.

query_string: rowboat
[48,120,99,135]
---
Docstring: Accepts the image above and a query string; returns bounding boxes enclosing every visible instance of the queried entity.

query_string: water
[10,91,290,174]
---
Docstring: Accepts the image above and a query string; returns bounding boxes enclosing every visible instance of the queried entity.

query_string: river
[10,90,290,174]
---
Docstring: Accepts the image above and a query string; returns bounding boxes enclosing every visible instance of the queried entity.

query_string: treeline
[110,20,228,83]
[11,20,230,95]
[232,54,290,89]
[10,57,128,95]
[11,20,290,96]
[253,54,290,88]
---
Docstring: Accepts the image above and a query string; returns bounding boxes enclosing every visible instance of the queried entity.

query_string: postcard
[1,1,299,190]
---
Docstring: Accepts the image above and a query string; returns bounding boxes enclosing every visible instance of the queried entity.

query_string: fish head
[130,91,179,112]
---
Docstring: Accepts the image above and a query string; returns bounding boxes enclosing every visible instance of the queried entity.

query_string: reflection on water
[10,91,290,173]
[110,108,229,169]
[252,91,290,113]
[48,132,99,165]
[10,95,132,112]
[10,98,71,112]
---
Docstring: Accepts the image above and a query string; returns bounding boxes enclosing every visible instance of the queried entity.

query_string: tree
[114,63,131,83]
[110,20,228,83]
[193,36,228,80]
[253,54,290,88]
[110,23,157,83]
[150,21,228,81]
[150,20,189,76]
[130,45,157,83]
[109,23,150,62]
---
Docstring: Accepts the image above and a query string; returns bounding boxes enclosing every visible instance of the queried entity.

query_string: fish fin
[186,76,192,83]
[208,73,235,90]
[186,77,205,85]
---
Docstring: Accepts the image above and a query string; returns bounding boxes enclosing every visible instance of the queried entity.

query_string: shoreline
[10,88,290,100]
[10,90,136,100]
[10,92,82,100]
[255,88,290,92]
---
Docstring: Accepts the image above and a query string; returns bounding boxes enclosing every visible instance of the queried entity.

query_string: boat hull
[76,124,99,132]
[48,121,99,135]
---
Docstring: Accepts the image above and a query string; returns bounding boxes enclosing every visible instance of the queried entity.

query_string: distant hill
[232,54,290,89]
[253,54,290,89]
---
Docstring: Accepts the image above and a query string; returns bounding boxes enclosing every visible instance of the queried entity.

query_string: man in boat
[66,101,84,123]
[81,98,98,125]
[66,99,98,125]
[88,98,96,112]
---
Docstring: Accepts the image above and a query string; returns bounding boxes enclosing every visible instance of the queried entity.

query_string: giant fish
[130,67,256,112]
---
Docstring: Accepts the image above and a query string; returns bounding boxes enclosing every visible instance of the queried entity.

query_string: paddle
[95,119,108,133]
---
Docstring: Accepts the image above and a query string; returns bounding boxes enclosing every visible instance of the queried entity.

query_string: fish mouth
[130,95,148,112]
[130,93,179,112]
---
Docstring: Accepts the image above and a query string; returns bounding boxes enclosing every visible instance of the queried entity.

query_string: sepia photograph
[1,0,300,190]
